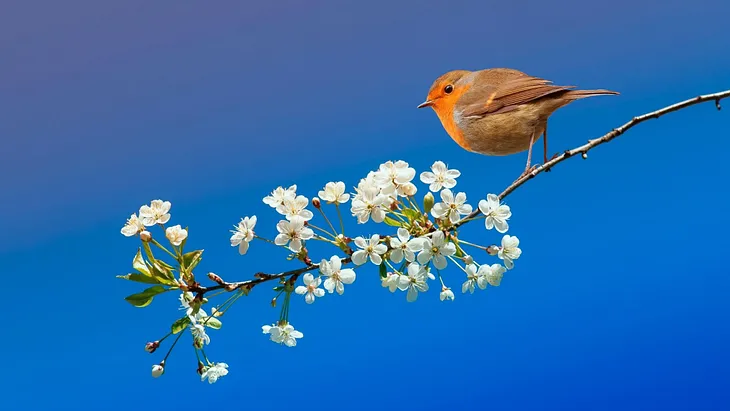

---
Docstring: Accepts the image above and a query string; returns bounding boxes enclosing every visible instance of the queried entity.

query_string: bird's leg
[543,123,549,164]
[518,132,538,179]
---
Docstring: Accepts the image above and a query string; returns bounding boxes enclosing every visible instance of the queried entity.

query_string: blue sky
[2,1,729,410]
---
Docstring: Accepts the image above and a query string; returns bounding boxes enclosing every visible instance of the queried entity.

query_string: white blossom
[139,200,171,226]
[374,160,416,197]
[498,235,522,269]
[480,263,506,286]
[478,194,512,233]
[274,216,313,252]
[397,263,430,302]
[295,273,325,304]
[277,195,314,221]
[318,181,350,204]
[431,189,472,224]
[191,323,210,346]
[461,264,481,294]
[381,272,401,293]
[389,228,423,263]
[350,186,387,224]
[420,161,461,192]
[121,213,145,237]
[230,216,257,255]
[165,224,188,246]
[179,292,198,320]
[151,364,164,378]
[352,235,388,265]
[320,256,356,295]
[263,185,297,208]
[262,323,303,347]
[417,231,456,270]
[440,287,455,301]
[201,363,229,384]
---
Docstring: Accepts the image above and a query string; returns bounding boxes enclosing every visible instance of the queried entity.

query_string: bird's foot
[516,165,539,180]
[544,153,560,173]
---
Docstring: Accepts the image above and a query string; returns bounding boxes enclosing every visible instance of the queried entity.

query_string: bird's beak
[417,100,433,109]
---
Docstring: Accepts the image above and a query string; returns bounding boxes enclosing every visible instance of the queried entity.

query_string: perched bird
[418,68,618,176]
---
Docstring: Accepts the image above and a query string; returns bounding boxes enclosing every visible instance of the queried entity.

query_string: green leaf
[383,217,401,227]
[132,249,150,276]
[124,285,168,307]
[451,237,464,258]
[142,242,156,264]
[150,261,176,283]
[182,250,204,271]
[117,273,163,285]
[171,317,190,334]
[379,261,388,278]
[403,209,420,222]
[202,316,222,329]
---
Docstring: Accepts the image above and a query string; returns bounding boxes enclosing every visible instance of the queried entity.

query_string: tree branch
[194,89,730,294]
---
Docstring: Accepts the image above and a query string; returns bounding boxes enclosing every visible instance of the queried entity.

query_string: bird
[417,68,618,177]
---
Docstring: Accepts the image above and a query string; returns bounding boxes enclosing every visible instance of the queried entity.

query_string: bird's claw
[517,165,539,180]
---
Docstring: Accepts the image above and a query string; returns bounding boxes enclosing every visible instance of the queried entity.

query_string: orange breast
[431,83,473,151]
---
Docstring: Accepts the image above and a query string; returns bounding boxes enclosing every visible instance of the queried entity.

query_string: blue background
[2,1,729,409]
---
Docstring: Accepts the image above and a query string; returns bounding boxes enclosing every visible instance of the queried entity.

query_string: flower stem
[151,238,177,260]
[456,239,487,250]
[335,203,346,236]
[318,207,338,237]
[307,222,336,239]
[162,330,184,363]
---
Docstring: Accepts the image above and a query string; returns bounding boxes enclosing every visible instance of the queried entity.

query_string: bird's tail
[563,89,620,100]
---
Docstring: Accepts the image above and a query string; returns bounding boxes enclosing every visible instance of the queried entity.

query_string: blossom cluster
[118,160,522,383]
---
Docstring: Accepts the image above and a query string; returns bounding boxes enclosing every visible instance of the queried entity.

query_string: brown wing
[457,69,575,118]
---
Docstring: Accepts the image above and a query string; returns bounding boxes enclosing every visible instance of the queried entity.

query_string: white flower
[461,264,480,294]
[318,181,350,204]
[276,195,314,221]
[498,235,522,269]
[151,364,165,378]
[295,273,325,304]
[351,185,387,224]
[201,363,229,384]
[352,235,388,265]
[139,200,171,226]
[397,263,429,302]
[179,292,197,320]
[230,216,257,255]
[381,272,401,292]
[121,213,145,237]
[191,323,210,346]
[480,263,506,286]
[262,323,303,347]
[389,228,423,263]
[417,231,456,270]
[165,224,188,246]
[420,161,461,192]
[320,256,356,295]
[374,160,416,196]
[478,194,512,233]
[274,216,313,252]
[431,189,472,224]
[440,286,455,301]
[263,185,297,208]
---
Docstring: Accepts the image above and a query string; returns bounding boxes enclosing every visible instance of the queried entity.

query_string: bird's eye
[444,84,454,94]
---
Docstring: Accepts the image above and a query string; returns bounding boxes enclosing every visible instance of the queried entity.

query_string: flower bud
[207,272,224,284]
[463,255,474,265]
[193,337,204,349]
[145,341,160,353]
[312,197,321,209]
[151,362,165,378]
[486,245,500,256]
[270,297,277,308]
[423,192,435,214]
[140,230,152,242]
[197,361,206,375]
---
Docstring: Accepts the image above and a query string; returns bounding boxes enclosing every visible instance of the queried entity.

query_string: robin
[418,68,618,177]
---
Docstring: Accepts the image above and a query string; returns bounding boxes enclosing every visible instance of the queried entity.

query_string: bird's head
[418,70,472,111]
